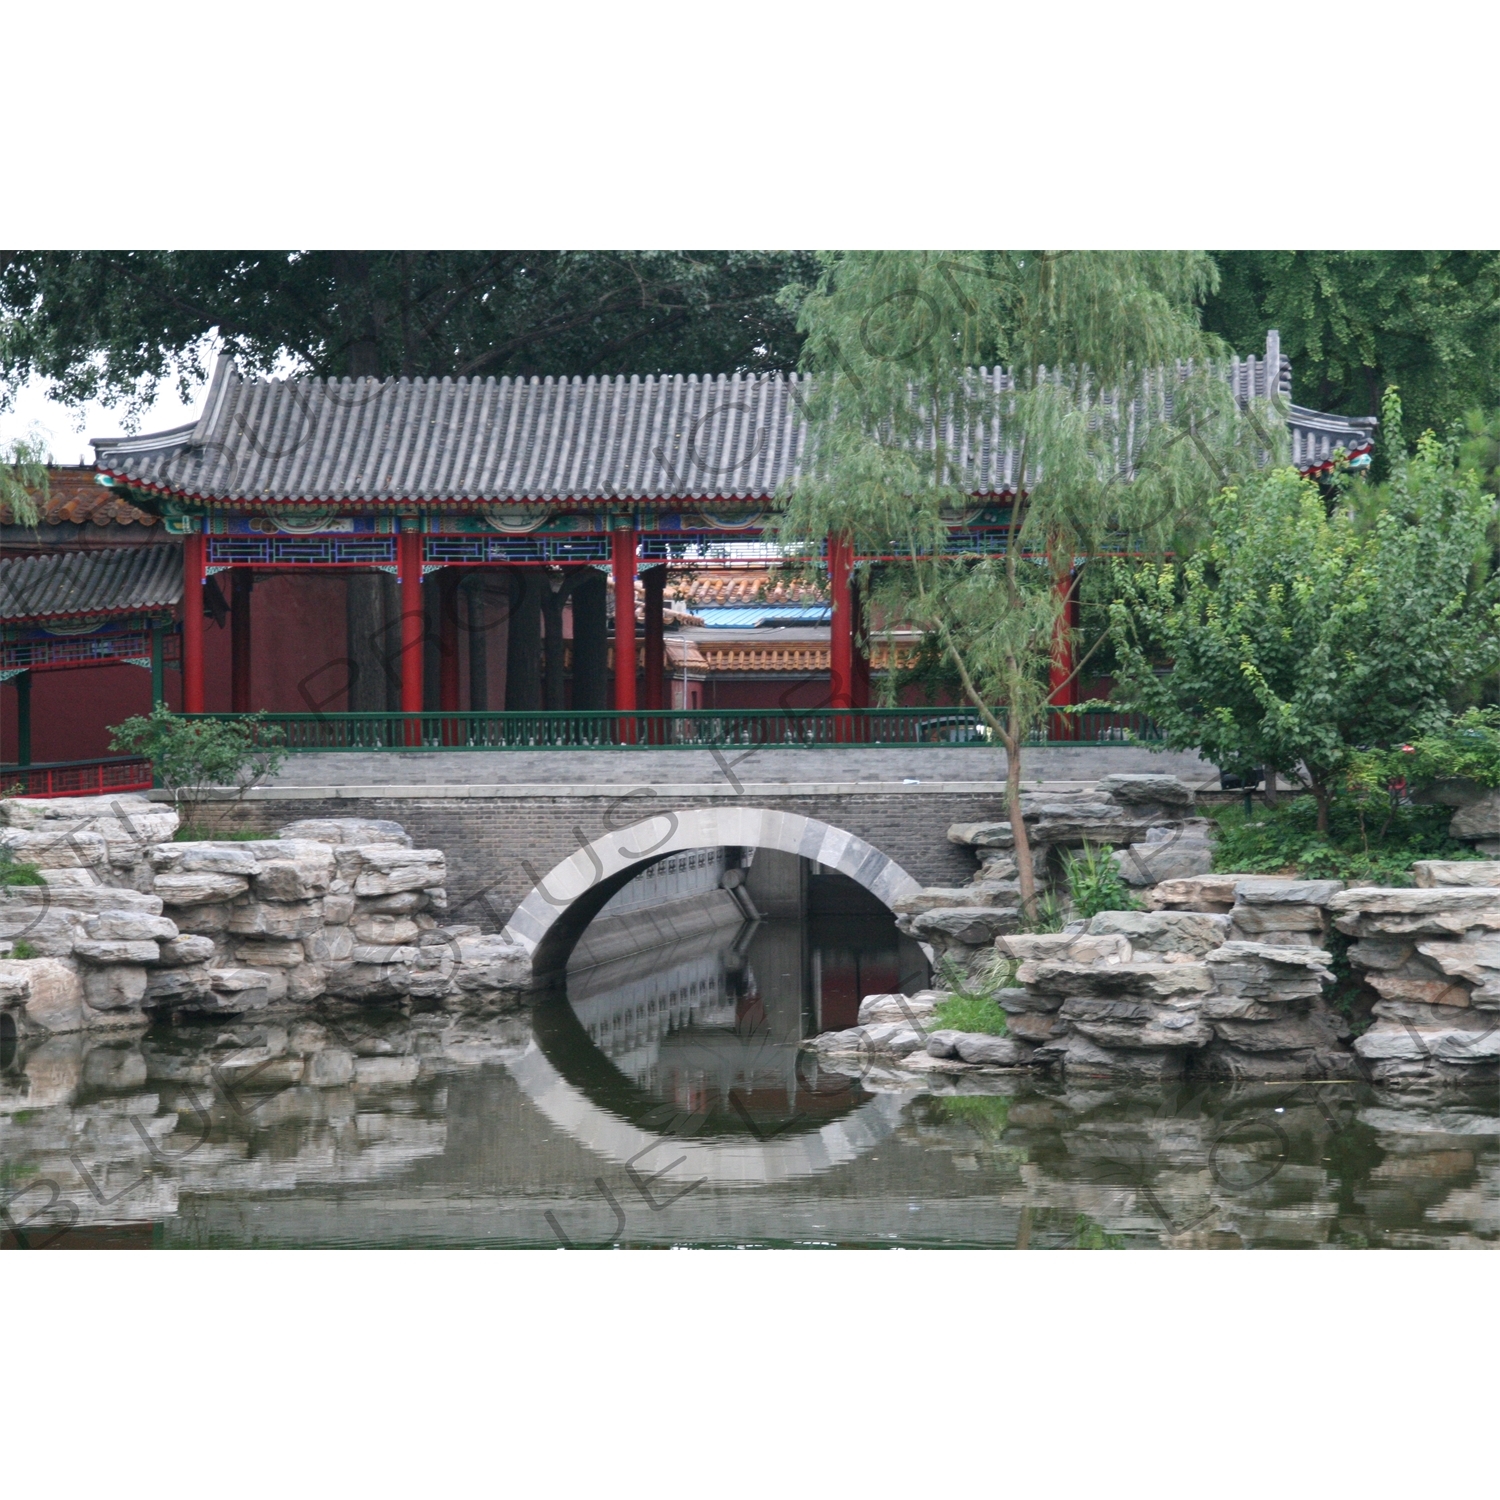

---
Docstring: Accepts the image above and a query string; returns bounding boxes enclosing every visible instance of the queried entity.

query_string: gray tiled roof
[0,546,182,621]
[93,335,1377,508]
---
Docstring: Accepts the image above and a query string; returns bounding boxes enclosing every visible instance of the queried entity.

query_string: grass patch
[0,852,45,888]
[931,992,1009,1035]
[1208,795,1480,886]
[8,939,37,960]
[172,825,277,843]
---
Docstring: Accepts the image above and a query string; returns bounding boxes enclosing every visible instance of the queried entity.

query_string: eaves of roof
[0,545,182,622]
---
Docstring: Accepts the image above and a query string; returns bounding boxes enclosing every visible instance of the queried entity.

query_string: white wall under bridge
[501,805,923,969]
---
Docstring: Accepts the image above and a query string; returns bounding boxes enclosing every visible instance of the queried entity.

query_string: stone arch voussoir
[500,806,922,957]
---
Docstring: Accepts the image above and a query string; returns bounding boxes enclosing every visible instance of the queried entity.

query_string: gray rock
[1328,887,1500,938]
[305,926,355,963]
[1,828,108,868]
[891,883,1018,915]
[82,911,178,943]
[1097,773,1195,807]
[1144,873,1258,913]
[153,934,218,968]
[1412,860,1500,888]
[352,915,422,945]
[1234,878,1345,906]
[150,843,260,876]
[144,965,213,1002]
[947,821,1014,848]
[0,957,84,1032]
[82,963,148,1011]
[907,907,1021,944]
[72,939,160,965]
[226,899,324,938]
[18,885,164,915]
[1113,840,1215,886]
[154,871,251,905]
[926,1029,963,1058]
[858,992,937,1025]
[953,1032,1027,1065]
[1230,903,1328,933]
[356,890,431,915]
[1086,909,1229,957]
[1416,939,1500,987]
[232,937,306,968]
[278,817,413,848]
[1450,789,1500,842]
[1017,959,1212,1000]
[351,847,447,897]
[252,842,336,900]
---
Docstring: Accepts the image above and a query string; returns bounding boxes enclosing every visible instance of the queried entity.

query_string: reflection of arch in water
[503,807,922,978]
[506,1042,908,1187]
[0,1011,16,1070]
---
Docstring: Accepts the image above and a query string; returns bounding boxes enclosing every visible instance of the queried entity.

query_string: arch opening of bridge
[501,806,924,981]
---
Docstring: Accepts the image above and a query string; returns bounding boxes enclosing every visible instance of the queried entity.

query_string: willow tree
[0,437,47,526]
[773,252,1279,919]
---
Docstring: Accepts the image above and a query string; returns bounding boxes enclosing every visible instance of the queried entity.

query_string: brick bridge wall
[200,783,1010,932]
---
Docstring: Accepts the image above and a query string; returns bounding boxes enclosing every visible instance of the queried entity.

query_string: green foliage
[1351,708,1500,792]
[1072,1214,1127,1249]
[931,992,1009,1036]
[0,846,45,887]
[0,436,49,526]
[1204,252,1500,460]
[1207,796,1479,886]
[108,705,287,808]
[0,251,816,414]
[1110,425,1500,830]
[9,940,37,960]
[172,825,277,843]
[1061,842,1139,919]
[774,252,1264,918]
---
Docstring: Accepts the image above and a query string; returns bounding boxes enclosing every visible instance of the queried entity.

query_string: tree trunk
[1006,708,1039,925]
[1311,779,1331,835]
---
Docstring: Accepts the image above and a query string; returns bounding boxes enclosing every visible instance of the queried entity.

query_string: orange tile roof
[0,466,158,528]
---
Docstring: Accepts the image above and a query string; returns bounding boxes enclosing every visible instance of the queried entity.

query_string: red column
[611,527,637,715]
[1047,569,1077,740]
[231,568,253,712]
[438,569,461,711]
[643,565,665,738]
[828,533,854,712]
[399,529,425,740]
[182,533,205,713]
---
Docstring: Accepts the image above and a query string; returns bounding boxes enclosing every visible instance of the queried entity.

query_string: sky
[0,371,208,466]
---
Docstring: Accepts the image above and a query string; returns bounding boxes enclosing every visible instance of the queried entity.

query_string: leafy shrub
[1061,841,1139,918]
[9,940,37,960]
[109,706,287,816]
[1351,707,1500,792]
[1209,795,1479,886]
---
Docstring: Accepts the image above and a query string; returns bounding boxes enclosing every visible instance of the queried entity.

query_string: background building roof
[0,545,181,621]
[92,335,1377,509]
[0,465,158,527]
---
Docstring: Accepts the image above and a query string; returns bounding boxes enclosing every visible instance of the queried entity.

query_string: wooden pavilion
[84,331,1376,730]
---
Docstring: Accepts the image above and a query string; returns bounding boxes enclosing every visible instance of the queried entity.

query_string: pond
[2,849,1497,1249]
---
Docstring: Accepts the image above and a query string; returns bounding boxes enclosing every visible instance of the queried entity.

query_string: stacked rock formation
[897,774,1212,973]
[1332,864,1500,1085]
[0,798,530,1041]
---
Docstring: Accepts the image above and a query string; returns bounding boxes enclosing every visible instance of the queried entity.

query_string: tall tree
[1109,409,1500,832]
[0,250,818,415]
[774,251,1271,920]
[1204,251,1500,447]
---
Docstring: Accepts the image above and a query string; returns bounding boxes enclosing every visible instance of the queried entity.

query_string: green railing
[185,708,1161,750]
